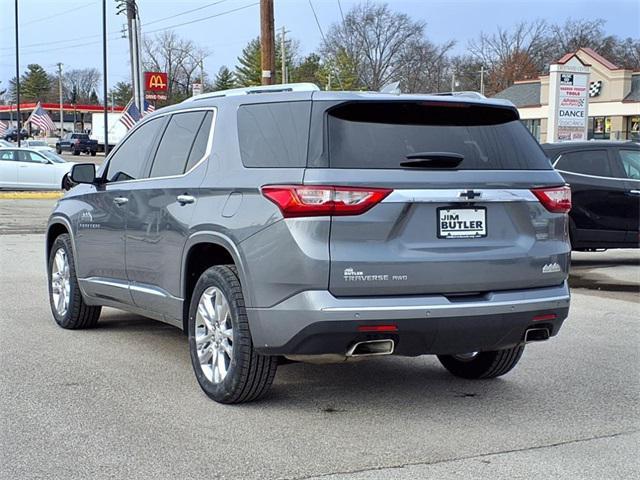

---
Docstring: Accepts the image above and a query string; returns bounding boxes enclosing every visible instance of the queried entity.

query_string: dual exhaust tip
[346,339,395,357]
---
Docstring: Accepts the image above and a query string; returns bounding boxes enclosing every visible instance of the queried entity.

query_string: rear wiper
[400,152,464,169]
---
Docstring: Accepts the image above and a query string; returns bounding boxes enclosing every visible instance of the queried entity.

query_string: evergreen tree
[213,66,236,90]
[108,81,132,107]
[89,90,99,104]
[235,38,262,86]
[20,64,52,101]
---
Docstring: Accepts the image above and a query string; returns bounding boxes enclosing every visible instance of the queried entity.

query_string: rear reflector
[533,313,557,322]
[357,324,398,333]
[531,186,571,213]
[261,185,392,218]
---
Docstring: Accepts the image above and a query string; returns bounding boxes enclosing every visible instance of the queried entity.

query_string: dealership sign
[548,58,590,142]
[144,72,168,92]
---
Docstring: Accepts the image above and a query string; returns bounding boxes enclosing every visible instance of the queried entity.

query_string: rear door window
[0,151,16,161]
[555,150,613,177]
[149,111,208,178]
[237,101,310,167]
[326,101,551,170]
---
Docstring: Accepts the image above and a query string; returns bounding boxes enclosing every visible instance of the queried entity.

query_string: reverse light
[261,185,392,218]
[531,186,571,213]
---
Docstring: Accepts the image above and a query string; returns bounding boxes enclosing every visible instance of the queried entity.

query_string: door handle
[176,194,195,205]
[113,196,129,206]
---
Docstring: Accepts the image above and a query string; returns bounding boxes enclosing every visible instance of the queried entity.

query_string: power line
[308,0,343,89]
[142,0,230,27]
[0,1,96,32]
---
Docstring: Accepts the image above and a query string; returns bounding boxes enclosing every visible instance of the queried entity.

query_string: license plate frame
[437,207,487,239]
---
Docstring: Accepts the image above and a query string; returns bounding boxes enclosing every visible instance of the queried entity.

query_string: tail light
[261,185,392,218]
[531,186,571,213]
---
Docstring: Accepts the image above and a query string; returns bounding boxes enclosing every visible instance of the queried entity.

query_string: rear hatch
[305,99,569,297]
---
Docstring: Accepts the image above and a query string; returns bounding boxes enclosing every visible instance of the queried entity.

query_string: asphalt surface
[0,211,638,479]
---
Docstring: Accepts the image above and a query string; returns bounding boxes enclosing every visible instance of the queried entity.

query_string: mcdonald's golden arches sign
[144,72,168,92]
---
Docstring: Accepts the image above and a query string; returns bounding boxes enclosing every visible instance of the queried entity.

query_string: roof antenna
[380,81,401,94]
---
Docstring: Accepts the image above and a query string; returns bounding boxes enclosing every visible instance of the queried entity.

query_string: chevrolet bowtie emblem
[459,190,481,199]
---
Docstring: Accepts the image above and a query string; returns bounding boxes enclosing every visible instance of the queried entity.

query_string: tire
[48,234,101,329]
[437,345,525,379]
[72,149,80,156]
[188,265,278,404]
[56,145,62,154]
[90,151,96,157]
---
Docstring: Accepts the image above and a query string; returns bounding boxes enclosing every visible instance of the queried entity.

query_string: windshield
[41,151,67,163]
[326,101,552,170]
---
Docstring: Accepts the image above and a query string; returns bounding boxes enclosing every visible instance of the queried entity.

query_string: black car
[56,133,98,156]
[542,141,640,250]
[4,128,29,142]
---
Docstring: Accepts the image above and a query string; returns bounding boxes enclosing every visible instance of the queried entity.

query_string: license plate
[437,207,487,239]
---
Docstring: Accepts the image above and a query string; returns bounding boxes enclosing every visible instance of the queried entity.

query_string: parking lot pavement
[59,151,105,165]
[0,229,638,479]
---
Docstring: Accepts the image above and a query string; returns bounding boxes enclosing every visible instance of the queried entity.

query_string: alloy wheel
[51,248,71,317]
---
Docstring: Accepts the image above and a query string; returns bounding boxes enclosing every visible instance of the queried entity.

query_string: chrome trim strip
[382,189,537,203]
[553,154,628,181]
[321,295,570,313]
[81,277,129,290]
[100,106,217,184]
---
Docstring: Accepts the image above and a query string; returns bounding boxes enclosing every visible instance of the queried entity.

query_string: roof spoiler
[182,83,320,102]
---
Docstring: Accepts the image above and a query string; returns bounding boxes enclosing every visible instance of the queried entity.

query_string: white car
[21,139,56,153]
[0,148,73,190]
[0,140,14,148]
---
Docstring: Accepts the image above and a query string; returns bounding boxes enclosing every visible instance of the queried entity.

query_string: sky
[0,0,638,99]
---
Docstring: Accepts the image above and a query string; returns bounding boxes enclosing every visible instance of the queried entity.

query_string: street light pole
[14,0,21,146]
[57,63,64,137]
[102,0,109,155]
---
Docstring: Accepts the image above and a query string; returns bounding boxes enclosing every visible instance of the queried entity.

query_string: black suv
[543,141,639,250]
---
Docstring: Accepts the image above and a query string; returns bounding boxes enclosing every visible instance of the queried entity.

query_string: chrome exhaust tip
[524,327,550,343]
[346,339,395,357]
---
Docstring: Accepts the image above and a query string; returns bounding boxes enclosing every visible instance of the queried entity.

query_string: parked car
[46,84,571,404]
[0,140,14,147]
[0,147,73,190]
[4,128,29,142]
[542,141,639,250]
[56,133,98,156]
[22,139,55,153]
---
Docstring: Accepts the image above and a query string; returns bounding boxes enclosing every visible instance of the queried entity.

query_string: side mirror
[70,163,97,184]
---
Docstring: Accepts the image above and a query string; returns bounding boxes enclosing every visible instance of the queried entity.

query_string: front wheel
[90,150,96,157]
[56,145,62,154]
[72,149,80,156]
[188,265,278,404]
[48,234,101,329]
[437,345,525,379]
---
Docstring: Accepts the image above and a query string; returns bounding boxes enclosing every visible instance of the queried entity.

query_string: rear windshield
[327,101,551,170]
[72,134,89,139]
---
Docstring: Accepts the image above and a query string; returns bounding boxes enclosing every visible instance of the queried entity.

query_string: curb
[0,191,63,200]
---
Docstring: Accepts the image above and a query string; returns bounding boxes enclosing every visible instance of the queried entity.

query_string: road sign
[192,83,203,97]
[144,72,168,92]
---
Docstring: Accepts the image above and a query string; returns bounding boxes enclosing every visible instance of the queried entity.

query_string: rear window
[326,101,551,170]
[237,101,310,167]
[71,134,89,139]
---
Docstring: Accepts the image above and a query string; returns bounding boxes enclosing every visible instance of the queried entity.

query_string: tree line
[3,1,638,107]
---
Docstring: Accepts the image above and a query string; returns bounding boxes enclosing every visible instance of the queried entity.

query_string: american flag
[119,98,142,130]
[144,100,155,115]
[26,102,56,132]
[0,121,6,137]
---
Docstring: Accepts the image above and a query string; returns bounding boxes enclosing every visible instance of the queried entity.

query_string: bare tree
[321,2,436,91]
[397,39,455,93]
[143,31,210,103]
[63,68,101,104]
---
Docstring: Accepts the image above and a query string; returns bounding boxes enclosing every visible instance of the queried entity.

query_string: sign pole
[102,0,109,155]
[14,0,20,147]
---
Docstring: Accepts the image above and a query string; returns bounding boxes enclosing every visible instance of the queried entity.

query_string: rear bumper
[247,282,570,356]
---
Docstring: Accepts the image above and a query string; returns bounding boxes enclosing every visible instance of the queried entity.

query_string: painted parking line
[0,191,63,200]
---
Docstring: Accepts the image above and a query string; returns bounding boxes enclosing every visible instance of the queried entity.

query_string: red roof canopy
[0,103,124,113]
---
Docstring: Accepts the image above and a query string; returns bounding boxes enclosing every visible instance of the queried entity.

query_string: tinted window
[326,102,550,170]
[71,134,89,140]
[185,111,213,172]
[555,150,612,177]
[107,117,163,181]
[237,101,310,167]
[150,111,207,178]
[0,150,15,161]
[619,150,640,180]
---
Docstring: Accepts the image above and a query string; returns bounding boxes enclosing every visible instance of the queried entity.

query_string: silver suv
[46,84,571,404]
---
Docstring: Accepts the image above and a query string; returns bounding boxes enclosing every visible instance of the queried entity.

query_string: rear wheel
[56,145,62,154]
[72,149,80,156]
[437,345,524,379]
[48,234,101,329]
[90,150,96,157]
[188,265,278,404]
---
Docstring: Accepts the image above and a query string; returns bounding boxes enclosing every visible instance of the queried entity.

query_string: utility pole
[118,0,143,113]
[14,0,21,146]
[260,0,275,85]
[479,65,485,96]
[102,0,109,155]
[451,71,456,92]
[280,26,286,84]
[57,63,64,137]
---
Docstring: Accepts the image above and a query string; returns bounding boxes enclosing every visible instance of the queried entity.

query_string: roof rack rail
[430,91,486,99]
[182,82,320,102]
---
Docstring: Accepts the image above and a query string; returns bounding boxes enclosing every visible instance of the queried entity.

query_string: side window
[618,150,640,180]
[18,151,48,164]
[107,117,164,182]
[237,101,311,167]
[0,151,15,161]
[555,150,612,177]
[185,111,213,172]
[149,111,207,178]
